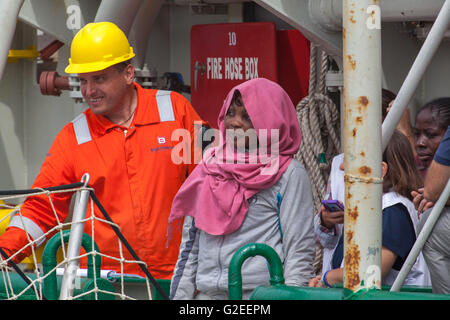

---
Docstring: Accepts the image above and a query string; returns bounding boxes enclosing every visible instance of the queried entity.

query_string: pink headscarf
[168,78,301,235]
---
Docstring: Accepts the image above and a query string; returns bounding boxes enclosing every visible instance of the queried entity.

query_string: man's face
[78,64,134,117]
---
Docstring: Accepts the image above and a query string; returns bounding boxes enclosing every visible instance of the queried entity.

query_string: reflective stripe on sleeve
[72,113,92,145]
[8,215,46,247]
[156,90,175,122]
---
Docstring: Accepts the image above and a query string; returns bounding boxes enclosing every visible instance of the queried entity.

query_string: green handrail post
[42,230,101,300]
[228,243,285,300]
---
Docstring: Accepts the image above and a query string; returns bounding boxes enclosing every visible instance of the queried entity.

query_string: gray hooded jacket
[170,159,315,300]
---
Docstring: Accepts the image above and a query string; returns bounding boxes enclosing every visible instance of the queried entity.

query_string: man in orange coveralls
[0,22,205,281]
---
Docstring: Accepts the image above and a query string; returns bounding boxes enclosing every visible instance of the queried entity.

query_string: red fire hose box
[190,22,310,128]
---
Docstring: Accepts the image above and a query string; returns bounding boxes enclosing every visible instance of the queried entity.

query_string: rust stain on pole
[347,55,356,70]
[347,230,354,242]
[359,165,372,175]
[348,205,359,221]
[344,241,361,289]
[358,96,369,107]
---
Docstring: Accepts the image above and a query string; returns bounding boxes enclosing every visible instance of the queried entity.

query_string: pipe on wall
[310,0,446,32]
[129,0,165,69]
[0,0,25,81]
[94,0,144,36]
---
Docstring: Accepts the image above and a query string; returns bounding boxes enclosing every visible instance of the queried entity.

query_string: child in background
[310,130,428,288]
[314,89,408,276]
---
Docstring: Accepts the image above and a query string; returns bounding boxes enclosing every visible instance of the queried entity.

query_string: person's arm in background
[314,207,343,249]
[424,124,450,204]
[423,160,450,205]
[313,153,344,250]
[310,246,397,288]
[310,203,416,288]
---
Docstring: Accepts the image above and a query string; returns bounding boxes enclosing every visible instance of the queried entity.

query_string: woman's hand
[320,205,344,229]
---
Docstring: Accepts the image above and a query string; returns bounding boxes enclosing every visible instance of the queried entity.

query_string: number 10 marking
[228,32,237,46]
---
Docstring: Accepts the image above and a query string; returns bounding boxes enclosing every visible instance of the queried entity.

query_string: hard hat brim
[65,52,135,74]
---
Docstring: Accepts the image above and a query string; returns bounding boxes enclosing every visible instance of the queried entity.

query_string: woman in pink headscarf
[169,78,315,300]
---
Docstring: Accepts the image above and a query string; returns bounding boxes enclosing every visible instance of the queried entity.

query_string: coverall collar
[86,82,161,136]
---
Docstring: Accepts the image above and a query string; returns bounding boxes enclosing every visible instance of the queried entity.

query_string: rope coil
[294,44,341,274]
[295,44,341,213]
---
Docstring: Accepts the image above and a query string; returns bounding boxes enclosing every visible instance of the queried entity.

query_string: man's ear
[124,64,135,85]
[382,161,388,178]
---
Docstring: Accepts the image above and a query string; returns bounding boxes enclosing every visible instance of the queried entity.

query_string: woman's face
[224,97,255,150]
[414,108,447,169]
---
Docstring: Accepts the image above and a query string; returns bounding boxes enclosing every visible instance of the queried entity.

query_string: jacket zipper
[216,235,225,290]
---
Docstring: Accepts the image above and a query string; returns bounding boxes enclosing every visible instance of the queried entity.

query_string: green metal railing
[42,230,115,300]
[228,243,285,300]
[0,231,116,300]
[228,242,450,300]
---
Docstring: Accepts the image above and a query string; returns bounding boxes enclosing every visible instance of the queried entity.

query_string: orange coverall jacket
[0,83,204,280]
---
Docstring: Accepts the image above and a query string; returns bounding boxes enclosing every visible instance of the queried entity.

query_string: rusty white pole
[342,0,383,294]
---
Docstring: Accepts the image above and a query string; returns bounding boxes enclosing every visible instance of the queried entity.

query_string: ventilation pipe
[310,0,446,32]
[129,0,165,70]
[94,0,144,36]
[0,0,25,81]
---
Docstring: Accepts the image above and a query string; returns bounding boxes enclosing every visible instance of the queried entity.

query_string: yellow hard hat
[65,22,135,74]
